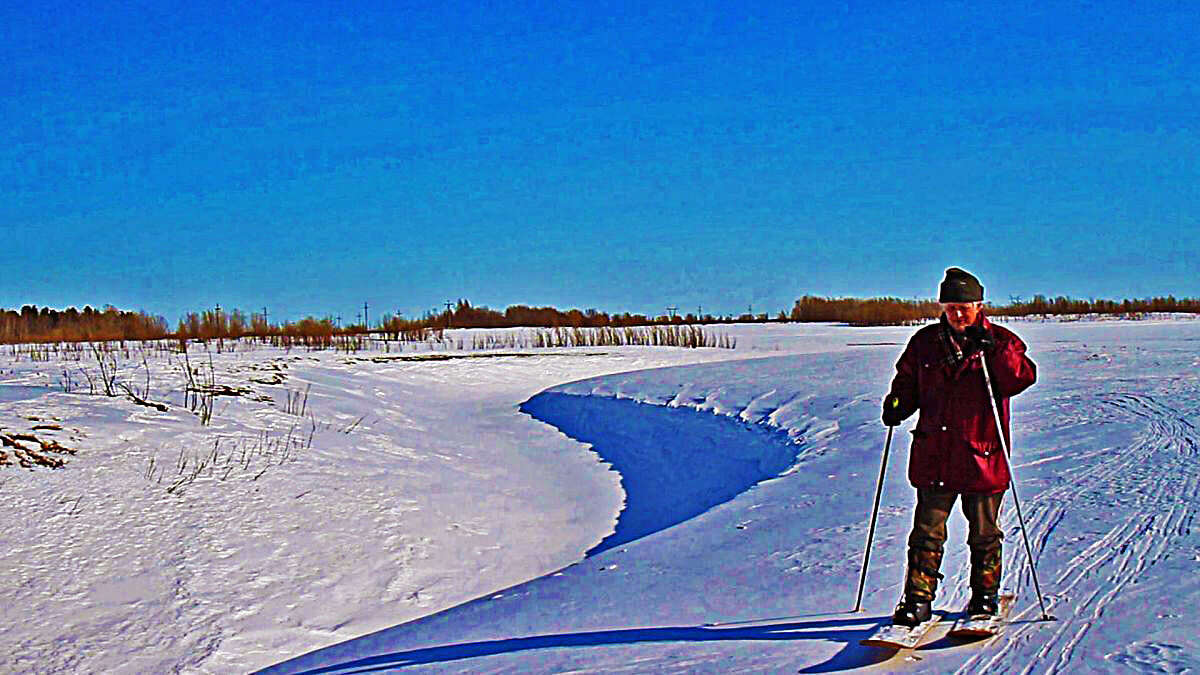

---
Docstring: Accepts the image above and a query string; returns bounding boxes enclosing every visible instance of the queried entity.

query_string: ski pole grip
[882,394,903,427]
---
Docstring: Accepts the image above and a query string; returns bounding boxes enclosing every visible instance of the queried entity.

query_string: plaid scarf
[937,315,967,367]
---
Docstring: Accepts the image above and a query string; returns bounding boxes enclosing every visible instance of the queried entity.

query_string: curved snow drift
[520,392,798,555]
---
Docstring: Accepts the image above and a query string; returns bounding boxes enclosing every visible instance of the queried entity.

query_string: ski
[948,593,1016,638]
[859,613,941,649]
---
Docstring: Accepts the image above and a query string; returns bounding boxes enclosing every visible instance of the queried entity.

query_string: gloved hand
[963,325,995,354]
[882,393,905,426]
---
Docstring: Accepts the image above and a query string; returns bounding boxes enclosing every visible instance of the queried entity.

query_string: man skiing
[881,267,1037,627]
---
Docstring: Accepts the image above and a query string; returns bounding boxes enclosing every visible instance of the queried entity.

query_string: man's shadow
[281,614,904,674]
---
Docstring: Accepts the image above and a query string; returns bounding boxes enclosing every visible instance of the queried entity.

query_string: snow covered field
[2,320,1198,673]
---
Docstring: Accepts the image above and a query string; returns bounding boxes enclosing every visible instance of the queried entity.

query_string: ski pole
[854,424,894,613]
[980,355,1055,621]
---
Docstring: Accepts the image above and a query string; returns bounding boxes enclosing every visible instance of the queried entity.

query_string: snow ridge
[519,391,798,556]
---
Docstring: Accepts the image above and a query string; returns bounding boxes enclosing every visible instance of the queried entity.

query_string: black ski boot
[967,591,999,617]
[892,596,932,627]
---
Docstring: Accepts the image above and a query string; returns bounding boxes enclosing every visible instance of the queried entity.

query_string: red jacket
[887,314,1037,494]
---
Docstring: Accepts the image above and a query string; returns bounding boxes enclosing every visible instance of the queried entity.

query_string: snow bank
[0,341,759,673]
[520,392,797,555]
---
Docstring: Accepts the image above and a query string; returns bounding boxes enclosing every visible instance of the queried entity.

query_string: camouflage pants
[904,489,1005,602]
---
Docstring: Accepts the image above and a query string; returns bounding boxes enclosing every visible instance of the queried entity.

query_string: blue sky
[3,1,1197,323]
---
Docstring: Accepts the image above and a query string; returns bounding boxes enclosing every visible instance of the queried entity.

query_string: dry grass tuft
[0,432,74,470]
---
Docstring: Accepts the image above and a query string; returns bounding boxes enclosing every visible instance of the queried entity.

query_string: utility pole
[666,305,678,320]
[363,301,369,331]
[444,300,454,328]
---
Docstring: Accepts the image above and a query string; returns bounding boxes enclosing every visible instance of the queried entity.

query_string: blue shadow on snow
[519,391,798,556]
[0,385,55,404]
[281,615,898,674]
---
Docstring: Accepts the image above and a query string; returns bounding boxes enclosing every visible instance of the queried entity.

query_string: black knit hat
[939,267,984,303]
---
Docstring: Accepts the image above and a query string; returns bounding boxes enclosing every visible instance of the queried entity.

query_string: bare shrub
[89,342,120,396]
[180,350,217,425]
[283,384,311,416]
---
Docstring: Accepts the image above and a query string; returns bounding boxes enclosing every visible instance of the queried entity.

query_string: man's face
[942,302,981,332]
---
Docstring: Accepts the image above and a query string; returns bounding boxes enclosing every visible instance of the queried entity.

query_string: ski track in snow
[952,352,1200,673]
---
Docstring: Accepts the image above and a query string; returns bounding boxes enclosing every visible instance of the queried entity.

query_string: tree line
[787,294,1200,325]
[988,294,1200,317]
[2,294,1198,344]
[788,296,943,326]
[0,305,168,343]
